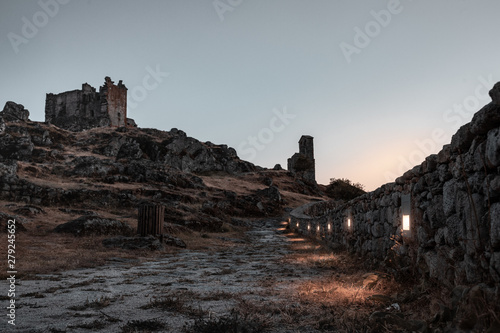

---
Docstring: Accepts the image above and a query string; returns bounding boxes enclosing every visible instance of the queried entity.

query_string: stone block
[443,179,457,217]
[490,252,500,283]
[491,202,500,250]
[424,250,448,280]
[451,123,474,153]
[486,128,500,168]
[371,222,384,238]
[470,103,500,135]
[444,214,465,245]
[437,144,452,163]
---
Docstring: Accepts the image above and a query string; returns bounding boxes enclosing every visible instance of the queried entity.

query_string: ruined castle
[45,77,135,132]
[288,135,315,183]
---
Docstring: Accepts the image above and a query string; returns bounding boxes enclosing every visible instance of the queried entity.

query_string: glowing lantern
[401,194,411,233]
[402,214,410,231]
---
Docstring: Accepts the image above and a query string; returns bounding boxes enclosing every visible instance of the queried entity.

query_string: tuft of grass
[183,310,270,333]
[68,295,113,311]
[142,291,207,318]
[121,318,166,333]
[142,295,185,312]
[199,291,236,301]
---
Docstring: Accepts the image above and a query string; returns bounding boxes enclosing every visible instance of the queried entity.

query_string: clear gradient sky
[1,0,500,191]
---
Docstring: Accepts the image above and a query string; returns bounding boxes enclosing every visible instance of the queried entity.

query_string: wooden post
[137,204,164,237]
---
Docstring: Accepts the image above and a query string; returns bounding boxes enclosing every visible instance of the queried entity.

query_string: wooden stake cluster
[137,204,164,236]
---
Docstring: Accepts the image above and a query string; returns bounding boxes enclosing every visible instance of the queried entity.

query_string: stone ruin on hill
[45,76,137,132]
[288,135,316,183]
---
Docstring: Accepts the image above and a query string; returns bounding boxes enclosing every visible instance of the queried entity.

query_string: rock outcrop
[53,215,134,237]
[1,101,30,122]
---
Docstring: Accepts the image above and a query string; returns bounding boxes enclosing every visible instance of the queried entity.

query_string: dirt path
[9,218,351,332]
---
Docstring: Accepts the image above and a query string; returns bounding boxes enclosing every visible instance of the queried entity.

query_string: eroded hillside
[0,103,326,275]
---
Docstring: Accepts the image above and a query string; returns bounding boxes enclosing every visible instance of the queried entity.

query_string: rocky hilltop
[0,102,323,239]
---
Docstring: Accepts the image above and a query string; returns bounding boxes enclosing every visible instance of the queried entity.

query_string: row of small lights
[293,215,410,233]
[291,194,412,233]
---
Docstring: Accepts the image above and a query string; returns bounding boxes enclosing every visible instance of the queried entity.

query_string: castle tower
[287,135,315,183]
[299,135,314,160]
[99,77,127,127]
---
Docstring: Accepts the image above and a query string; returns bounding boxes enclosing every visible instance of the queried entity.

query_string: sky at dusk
[1,0,500,191]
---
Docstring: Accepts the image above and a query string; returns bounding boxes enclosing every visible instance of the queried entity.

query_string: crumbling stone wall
[290,83,500,288]
[100,77,127,127]
[288,135,316,183]
[45,77,128,131]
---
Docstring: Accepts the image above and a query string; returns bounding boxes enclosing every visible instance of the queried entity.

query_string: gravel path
[6,219,331,333]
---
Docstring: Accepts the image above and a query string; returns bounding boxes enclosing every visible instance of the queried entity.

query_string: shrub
[325,178,365,201]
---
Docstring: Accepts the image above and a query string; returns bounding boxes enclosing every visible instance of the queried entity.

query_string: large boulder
[470,103,500,135]
[0,102,30,122]
[490,81,500,105]
[485,128,500,168]
[256,186,282,202]
[126,118,137,127]
[53,215,134,236]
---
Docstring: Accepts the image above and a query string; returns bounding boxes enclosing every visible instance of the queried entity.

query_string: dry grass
[0,197,252,279]
[121,318,166,333]
[0,201,179,279]
[252,231,422,331]
[142,290,208,318]
[199,171,326,208]
[181,228,247,252]
[68,295,115,311]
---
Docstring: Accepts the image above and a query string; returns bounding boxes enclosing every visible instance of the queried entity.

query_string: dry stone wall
[290,83,500,288]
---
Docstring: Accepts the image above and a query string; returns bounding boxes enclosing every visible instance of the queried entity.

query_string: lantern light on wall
[328,223,331,231]
[345,207,353,231]
[307,224,311,231]
[402,215,410,231]
[317,225,320,232]
[401,194,411,233]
